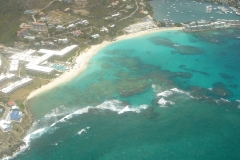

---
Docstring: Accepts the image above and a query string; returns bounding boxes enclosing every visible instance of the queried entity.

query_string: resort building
[38,45,78,58]
[17,27,31,38]
[25,64,55,74]
[9,60,19,72]
[9,45,77,76]
[0,75,7,84]
[91,34,100,39]
[5,73,15,80]
[1,77,33,94]
[32,22,47,32]
[0,73,16,84]
[0,120,11,132]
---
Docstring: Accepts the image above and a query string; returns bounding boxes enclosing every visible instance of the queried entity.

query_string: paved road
[32,0,56,22]
[119,0,139,21]
[0,103,9,120]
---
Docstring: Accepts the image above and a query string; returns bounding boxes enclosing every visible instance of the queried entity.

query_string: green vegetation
[0,0,24,45]
[0,0,53,45]
[0,106,5,118]
[174,23,182,27]
[16,100,25,109]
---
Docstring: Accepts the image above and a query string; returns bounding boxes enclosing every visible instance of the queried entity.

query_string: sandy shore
[27,27,181,100]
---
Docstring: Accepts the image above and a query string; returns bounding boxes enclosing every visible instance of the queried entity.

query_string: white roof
[1,78,32,94]
[0,120,11,130]
[5,73,15,79]
[12,105,19,110]
[9,60,19,71]
[38,45,78,57]
[24,49,36,55]
[91,34,100,38]
[0,75,6,82]
[26,64,54,73]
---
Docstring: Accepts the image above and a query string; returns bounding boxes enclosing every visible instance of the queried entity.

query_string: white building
[67,24,75,29]
[91,34,100,39]
[56,25,65,31]
[100,27,108,32]
[78,20,89,25]
[0,120,11,132]
[5,73,15,79]
[26,64,55,74]
[38,45,78,57]
[0,75,7,83]
[1,77,32,94]
[9,60,19,72]
[0,73,15,83]
[58,38,69,44]
[112,13,120,17]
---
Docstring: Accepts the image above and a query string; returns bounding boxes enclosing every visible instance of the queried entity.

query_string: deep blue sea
[149,0,240,22]
[6,2,240,159]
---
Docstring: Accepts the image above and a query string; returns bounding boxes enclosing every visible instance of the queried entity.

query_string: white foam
[3,128,47,160]
[158,98,175,107]
[50,107,91,127]
[44,105,71,119]
[170,88,187,94]
[238,105,240,109]
[236,100,240,103]
[77,127,90,135]
[5,100,148,159]
[220,98,230,102]
[77,129,87,135]
[118,105,148,114]
[157,90,173,97]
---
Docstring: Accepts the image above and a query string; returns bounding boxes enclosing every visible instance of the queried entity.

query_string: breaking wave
[4,100,148,160]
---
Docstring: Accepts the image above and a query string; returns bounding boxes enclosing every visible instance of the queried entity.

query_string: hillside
[0,0,52,45]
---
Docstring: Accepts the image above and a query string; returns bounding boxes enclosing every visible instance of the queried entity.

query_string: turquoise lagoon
[11,29,240,160]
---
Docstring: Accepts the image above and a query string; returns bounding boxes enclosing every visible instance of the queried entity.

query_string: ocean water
[149,0,240,22]
[8,29,240,160]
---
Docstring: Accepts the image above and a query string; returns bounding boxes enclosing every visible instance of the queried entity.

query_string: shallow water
[10,28,240,160]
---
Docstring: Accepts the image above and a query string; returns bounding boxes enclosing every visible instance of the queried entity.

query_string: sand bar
[26,27,181,100]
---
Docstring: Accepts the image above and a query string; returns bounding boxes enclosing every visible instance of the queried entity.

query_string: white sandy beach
[26,27,181,100]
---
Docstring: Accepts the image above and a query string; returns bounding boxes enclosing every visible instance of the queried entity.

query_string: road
[119,0,139,21]
[32,0,56,22]
[0,103,10,121]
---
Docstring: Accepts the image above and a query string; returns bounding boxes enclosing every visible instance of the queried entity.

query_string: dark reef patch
[179,65,209,76]
[143,106,160,121]
[104,49,136,55]
[219,73,235,80]
[229,84,238,89]
[149,36,204,55]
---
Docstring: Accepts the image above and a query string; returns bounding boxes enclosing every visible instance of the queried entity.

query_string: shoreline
[26,27,181,101]
[0,27,181,159]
